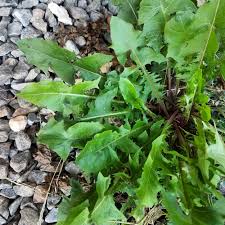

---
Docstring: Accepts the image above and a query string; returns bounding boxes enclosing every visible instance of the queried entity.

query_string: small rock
[108,2,118,15]
[90,11,103,22]
[0,106,11,118]
[27,113,39,125]
[48,2,72,25]
[65,161,80,176]
[13,185,34,197]
[47,195,61,210]
[0,65,13,85]
[45,208,58,223]
[219,181,225,195]
[20,0,39,8]
[0,181,11,190]
[0,159,8,179]
[3,57,18,69]
[0,196,9,220]
[28,170,48,185]
[87,0,101,12]
[0,28,7,42]
[0,0,18,7]
[0,188,17,199]
[9,197,22,216]
[10,150,31,173]
[25,68,40,82]
[31,8,47,33]
[9,116,27,132]
[64,40,80,54]
[21,26,42,39]
[13,106,38,117]
[11,49,24,58]
[13,61,30,80]
[0,216,6,225]
[20,198,37,210]
[0,120,9,131]
[45,9,57,28]
[58,181,71,196]
[75,36,86,47]
[17,99,32,109]
[0,7,12,17]
[18,207,39,225]
[15,132,31,151]
[12,9,32,27]
[33,185,47,203]
[0,131,8,143]
[0,16,11,28]
[0,43,17,57]
[78,0,87,8]
[0,143,11,160]
[11,82,33,91]
[53,0,64,4]
[68,6,89,20]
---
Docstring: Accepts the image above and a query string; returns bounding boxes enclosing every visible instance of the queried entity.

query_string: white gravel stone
[31,9,48,33]
[48,2,72,25]
[0,131,8,143]
[18,207,39,225]
[25,68,40,82]
[19,0,39,8]
[0,28,7,42]
[68,6,89,20]
[9,197,22,216]
[0,159,8,179]
[75,36,86,47]
[21,26,42,39]
[12,9,32,27]
[0,0,18,7]
[45,208,58,223]
[11,82,33,91]
[9,116,27,132]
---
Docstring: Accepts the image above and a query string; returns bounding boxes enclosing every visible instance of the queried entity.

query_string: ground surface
[0,0,117,224]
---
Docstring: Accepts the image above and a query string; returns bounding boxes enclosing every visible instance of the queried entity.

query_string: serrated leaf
[91,173,126,225]
[18,79,99,114]
[76,130,120,174]
[136,134,166,208]
[74,53,113,80]
[38,119,104,160]
[119,77,144,110]
[110,16,142,64]
[163,191,225,225]
[112,0,141,24]
[138,0,196,51]
[17,38,77,84]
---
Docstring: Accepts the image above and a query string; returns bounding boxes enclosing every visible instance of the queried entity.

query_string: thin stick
[37,160,62,225]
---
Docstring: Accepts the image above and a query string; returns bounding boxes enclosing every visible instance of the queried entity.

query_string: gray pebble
[25,68,40,82]
[0,28,7,42]
[65,161,80,176]
[13,185,34,197]
[0,106,12,118]
[0,196,9,220]
[13,61,30,80]
[0,43,17,57]
[47,195,61,210]
[19,0,39,8]
[64,40,80,55]
[20,198,37,210]
[31,8,47,33]
[21,26,42,39]
[45,208,58,223]
[68,7,89,20]
[9,197,22,216]
[11,49,24,58]
[0,131,8,143]
[53,0,64,4]
[64,0,78,8]
[0,0,18,7]
[45,9,57,28]
[11,82,33,91]
[8,22,23,36]
[0,143,10,160]
[10,150,31,173]
[90,11,103,22]
[15,132,31,151]
[0,216,6,225]
[0,159,8,179]
[75,36,86,47]
[18,207,39,225]
[0,188,17,200]
[12,9,32,27]
[87,0,101,12]
[78,0,87,9]
[0,7,12,17]
[28,170,48,184]
[108,2,118,15]
[0,181,11,190]
[0,65,13,85]
[0,120,10,131]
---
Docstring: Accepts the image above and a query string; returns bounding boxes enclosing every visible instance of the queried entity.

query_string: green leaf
[112,0,141,24]
[91,173,126,225]
[38,119,71,160]
[74,53,113,80]
[110,16,142,64]
[136,134,166,208]
[76,131,120,174]
[38,119,104,160]
[119,78,144,110]
[163,191,225,225]
[138,0,196,51]
[17,38,76,84]
[18,79,99,114]
[207,125,225,169]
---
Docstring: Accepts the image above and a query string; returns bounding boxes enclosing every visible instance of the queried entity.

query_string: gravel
[0,0,117,224]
